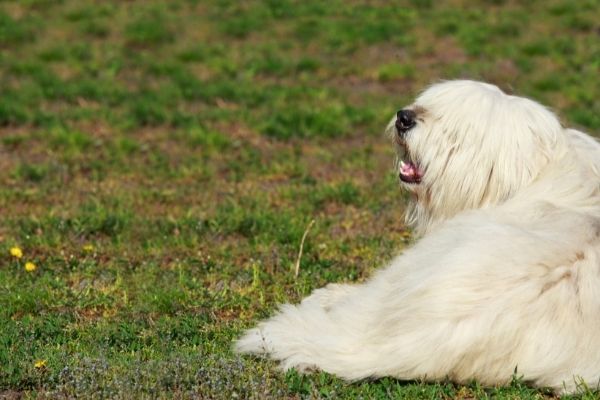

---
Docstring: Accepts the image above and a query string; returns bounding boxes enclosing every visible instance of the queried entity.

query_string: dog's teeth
[400,160,406,168]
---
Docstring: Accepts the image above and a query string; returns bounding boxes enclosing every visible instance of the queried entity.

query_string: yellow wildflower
[10,247,23,259]
[34,359,47,368]
[25,262,36,272]
[83,244,94,253]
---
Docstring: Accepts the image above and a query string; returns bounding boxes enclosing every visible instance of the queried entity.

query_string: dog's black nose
[396,109,416,133]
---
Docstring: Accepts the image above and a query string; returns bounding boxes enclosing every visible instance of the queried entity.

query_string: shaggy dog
[235,80,600,394]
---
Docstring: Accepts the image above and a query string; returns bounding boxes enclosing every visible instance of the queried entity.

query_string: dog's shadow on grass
[274,365,588,399]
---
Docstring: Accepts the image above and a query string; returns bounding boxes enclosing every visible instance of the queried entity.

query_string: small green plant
[0,12,35,46]
[125,10,174,47]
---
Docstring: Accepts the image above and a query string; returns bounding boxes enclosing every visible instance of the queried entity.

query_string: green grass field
[1,0,599,398]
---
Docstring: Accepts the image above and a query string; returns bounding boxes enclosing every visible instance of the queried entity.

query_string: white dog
[235,80,600,394]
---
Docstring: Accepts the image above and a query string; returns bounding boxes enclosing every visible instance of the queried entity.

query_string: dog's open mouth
[399,159,422,184]
[397,145,423,184]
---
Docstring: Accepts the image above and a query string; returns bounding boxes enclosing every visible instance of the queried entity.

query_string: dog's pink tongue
[401,161,419,177]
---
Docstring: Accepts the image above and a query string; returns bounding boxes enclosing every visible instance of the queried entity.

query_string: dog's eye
[396,109,416,132]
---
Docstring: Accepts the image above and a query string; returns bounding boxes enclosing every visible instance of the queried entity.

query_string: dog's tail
[234,293,395,381]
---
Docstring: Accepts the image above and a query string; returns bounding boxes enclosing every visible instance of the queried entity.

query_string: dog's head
[388,80,565,233]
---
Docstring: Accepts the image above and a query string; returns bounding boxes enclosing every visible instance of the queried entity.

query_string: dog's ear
[513,97,565,177]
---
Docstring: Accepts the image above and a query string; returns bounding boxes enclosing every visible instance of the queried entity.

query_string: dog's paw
[234,327,273,354]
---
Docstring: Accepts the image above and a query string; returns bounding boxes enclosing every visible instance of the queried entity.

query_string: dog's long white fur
[235,80,600,393]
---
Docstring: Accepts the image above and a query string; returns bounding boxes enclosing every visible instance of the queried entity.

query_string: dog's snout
[396,109,416,133]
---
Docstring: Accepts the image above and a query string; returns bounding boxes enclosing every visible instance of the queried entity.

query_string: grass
[0,0,599,398]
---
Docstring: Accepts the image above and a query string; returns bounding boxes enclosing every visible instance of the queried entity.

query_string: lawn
[0,0,599,398]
